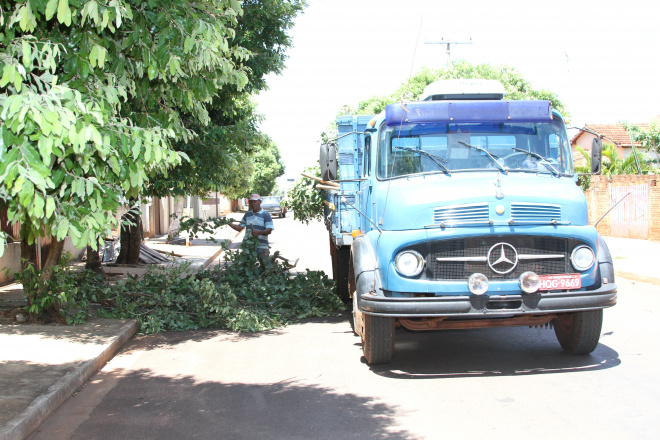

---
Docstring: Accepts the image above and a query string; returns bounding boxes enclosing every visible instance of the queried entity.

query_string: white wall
[0,236,84,285]
[0,243,21,284]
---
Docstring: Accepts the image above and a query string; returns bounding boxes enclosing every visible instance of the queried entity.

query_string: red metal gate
[610,184,649,239]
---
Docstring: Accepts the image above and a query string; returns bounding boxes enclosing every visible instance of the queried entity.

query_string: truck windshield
[377,117,573,179]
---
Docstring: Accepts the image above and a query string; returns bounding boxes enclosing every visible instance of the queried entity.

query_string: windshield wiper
[512,148,560,177]
[393,146,451,176]
[457,141,507,174]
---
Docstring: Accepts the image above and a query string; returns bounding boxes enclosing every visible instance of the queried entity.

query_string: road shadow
[120,327,289,355]
[57,369,413,440]
[121,314,349,354]
[368,326,620,379]
[295,314,348,325]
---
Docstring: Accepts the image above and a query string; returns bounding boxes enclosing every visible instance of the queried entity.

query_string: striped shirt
[239,209,274,250]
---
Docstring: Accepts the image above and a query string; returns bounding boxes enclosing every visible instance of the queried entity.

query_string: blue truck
[320,79,617,364]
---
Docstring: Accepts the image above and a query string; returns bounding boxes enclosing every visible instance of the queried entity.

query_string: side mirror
[319,143,337,181]
[590,138,602,175]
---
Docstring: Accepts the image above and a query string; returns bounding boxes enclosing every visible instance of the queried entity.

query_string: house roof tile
[571,121,653,147]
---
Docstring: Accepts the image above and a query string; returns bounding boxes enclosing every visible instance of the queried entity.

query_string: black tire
[334,246,351,303]
[349,259,359,336]
[350,291,359,336]
[363,314,395,365]
[553,310,603,354]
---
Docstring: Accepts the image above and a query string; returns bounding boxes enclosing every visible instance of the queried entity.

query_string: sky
[255,0,660,187]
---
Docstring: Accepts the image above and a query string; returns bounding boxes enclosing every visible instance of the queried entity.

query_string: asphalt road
[30,215,660,440]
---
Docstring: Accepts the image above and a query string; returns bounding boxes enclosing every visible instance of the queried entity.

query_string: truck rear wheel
[332,246,351,303]
[553,310,603,354]
[362,314,395,365]
[348,259,361,336]
[351,292,362,337]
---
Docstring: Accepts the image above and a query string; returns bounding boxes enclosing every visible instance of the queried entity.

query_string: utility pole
[424,37,473,65]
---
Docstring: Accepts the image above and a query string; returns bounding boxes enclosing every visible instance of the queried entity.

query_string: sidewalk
[108,212,244,277]
[0,219,245,440]
[602,236,660,287]
[1,234,659,440]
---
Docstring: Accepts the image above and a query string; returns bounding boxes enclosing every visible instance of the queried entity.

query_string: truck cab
[321,80,617,364]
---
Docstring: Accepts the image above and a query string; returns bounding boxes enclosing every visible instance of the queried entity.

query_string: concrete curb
[0,320,139,440]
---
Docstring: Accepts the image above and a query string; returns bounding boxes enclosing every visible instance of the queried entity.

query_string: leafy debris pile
[36,237,343,333]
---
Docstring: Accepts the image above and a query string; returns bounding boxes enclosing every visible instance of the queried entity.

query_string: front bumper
[360,283,617,318]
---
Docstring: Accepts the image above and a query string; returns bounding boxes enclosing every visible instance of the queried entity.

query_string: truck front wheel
[552,310,603,354]
[362,314,395,365]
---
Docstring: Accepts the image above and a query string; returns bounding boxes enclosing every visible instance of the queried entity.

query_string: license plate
[538,273,581,291]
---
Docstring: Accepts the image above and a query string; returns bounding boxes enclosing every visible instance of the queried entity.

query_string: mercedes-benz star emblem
[487,242,518,274]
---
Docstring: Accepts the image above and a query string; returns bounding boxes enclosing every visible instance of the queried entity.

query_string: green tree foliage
[624,120,660,156]
[210,133,285,200]
[343,61,568,118]
[221,150,255,200]
[247,137,285,197]
[0,0,261,316]
[284,165,324,224]
[147,0,304,200]
[600,144,654,175]
[574,146,592,191]
[233,0,304,94]
[35,237,343,331]
[575,143,656,189]
[147,97,265,199]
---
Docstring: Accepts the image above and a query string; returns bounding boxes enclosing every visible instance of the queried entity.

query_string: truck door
[360,134,373,233]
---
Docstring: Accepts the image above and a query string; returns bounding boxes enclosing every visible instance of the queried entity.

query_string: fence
[585,175,660,242]
[0,206,20,241]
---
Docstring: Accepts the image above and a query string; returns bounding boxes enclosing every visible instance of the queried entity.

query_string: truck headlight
[571,245,595,271]
[395,250,425,277]
[519,271,540,294]
[468,273,489,295]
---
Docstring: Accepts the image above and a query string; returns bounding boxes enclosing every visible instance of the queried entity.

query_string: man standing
[228,194,274,266]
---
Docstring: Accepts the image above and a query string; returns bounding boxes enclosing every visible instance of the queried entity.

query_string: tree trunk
[167,197,185,242]
[116,205,143,265]
[42,238,65,277]
[21,234,65,322]
[20,238,37,300]
[85,238,104,274]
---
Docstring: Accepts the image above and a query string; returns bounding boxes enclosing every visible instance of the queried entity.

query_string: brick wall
[586,175,660,242]
[650,177,660,242]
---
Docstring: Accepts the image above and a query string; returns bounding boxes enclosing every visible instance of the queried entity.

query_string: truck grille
[423,235,575,280]
[433,203,562,225]
[511,203,561,222]
[434,203,489,224]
